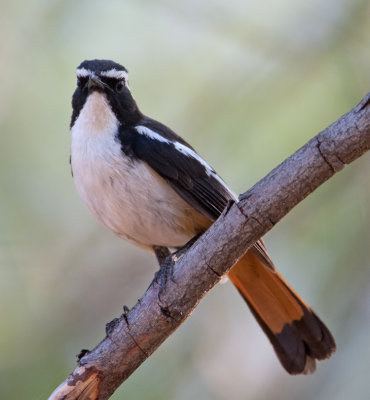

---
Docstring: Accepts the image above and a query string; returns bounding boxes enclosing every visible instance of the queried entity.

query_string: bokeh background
[1,0,370,399]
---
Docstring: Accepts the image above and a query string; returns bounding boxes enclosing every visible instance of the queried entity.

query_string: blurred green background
[1,0,369,399]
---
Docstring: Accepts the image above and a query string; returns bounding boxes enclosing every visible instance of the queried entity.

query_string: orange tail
[228,242,336,374]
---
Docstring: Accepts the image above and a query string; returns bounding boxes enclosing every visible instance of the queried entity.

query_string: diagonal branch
[49,93,370,400]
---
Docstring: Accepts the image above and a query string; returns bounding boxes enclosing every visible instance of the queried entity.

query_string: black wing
[118,121,236,221]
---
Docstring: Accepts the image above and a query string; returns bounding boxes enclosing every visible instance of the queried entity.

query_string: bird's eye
[77,78,85,89]
[115,80,125,92]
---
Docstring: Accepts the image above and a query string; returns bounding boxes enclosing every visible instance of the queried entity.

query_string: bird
[70,59,336,375]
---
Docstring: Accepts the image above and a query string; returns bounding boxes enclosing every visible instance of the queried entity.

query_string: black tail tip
[275,310,336,374]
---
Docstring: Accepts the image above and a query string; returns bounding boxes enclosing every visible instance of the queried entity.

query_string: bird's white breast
[71,92,205,249]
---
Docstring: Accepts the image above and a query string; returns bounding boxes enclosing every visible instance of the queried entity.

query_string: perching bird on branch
[70,59,336,375]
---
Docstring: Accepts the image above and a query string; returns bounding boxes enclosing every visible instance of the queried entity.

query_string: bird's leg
[152,246,175,299]
[153,245,171,266]
[152,235,202,299]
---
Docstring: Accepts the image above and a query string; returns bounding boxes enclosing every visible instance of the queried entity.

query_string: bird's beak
[88,77,105,90]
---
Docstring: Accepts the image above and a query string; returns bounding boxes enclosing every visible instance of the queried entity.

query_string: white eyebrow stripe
[76,68,128,82]
[135,125,238,200]
[76,67,93,78]
[100,69,128,80]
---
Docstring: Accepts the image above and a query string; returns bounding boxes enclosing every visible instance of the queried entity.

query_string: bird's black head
[70,59,142,128]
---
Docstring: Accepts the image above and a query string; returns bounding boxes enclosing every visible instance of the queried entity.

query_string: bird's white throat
[72,92,119,140]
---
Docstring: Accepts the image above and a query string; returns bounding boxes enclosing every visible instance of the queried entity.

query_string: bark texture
[49,93,370,400]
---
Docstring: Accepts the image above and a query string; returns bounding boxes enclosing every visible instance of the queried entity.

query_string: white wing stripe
[135,125,237,200]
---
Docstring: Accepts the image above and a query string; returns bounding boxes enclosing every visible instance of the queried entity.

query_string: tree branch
[49,93,370,400]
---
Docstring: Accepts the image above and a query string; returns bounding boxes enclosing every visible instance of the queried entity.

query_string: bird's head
[70,59,141,128]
